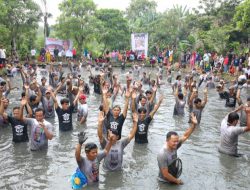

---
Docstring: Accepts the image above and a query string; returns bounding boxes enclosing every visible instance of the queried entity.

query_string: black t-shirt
[94,82,101,94]
[105,110,125,140]
[135,116,152,144]
[8,115,29,143]
[56,105,75,131]
[219,91,228,99]
[225,93,236,107]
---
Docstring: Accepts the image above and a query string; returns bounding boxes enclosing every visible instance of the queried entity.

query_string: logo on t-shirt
[138,123,145,132]
[110,121,118,130]
[62,113,70,123]
[15,125,24,136]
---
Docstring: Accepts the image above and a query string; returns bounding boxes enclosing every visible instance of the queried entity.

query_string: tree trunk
[11,36,17,56]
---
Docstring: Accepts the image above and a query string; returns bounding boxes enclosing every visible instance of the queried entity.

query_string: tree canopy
[0,0,250,59]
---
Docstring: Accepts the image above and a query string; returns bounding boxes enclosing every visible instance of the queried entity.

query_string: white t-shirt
[0,49,6,59]
[31,49,36,56]
[243,68,250,75]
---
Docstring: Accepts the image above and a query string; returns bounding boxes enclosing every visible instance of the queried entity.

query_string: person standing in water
[98,111,138,171]
[218,108,250,156]
[157,114,198,185]
[75,129,115,185]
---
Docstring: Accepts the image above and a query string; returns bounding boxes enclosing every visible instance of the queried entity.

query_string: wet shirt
[42,97,55,118]
[173,97,186,116]
[8,115,29,143]
[240,109,247,127]
[25,118,54,151]
[218,116,246,156]
[190,107,204,125]
[219,91,228,99]
[225,93,236,107]
[77,152,106,184]
[135,116,152,144]
[77,104,88,122]
[206,81,215,89]
[157,142,182,182]
[105,109,125,139]
[30,102,43,118]
[101,137,130,171]
[0,115,9,127]
[56,105,75,131]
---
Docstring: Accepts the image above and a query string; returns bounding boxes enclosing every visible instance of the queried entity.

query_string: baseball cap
[79,94,86,100]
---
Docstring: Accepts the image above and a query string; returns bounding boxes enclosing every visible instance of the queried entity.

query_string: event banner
[45,38,73,55]
[131,33,148,57]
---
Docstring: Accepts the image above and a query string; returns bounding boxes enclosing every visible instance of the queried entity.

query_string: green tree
[41,0,53,38]
[55,0,99,53]
[96,9,130,54]
[234,0,250,31]
[126,0,157,32]
[0,0,41,55]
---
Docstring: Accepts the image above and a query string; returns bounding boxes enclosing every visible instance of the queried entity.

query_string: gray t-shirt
[25,118,54,151]
[77,104,88,122]
[42,97,55,118]
[218,116,246,156]
[157,143,182,182]
[101,137,130,171]
[173,97,186,116]
[77,151,106,184]
[240,109,247,127]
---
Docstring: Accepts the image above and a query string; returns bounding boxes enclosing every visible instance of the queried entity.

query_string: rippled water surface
[0,67,249,190]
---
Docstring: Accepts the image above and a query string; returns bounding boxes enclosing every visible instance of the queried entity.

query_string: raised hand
[98,111,105,123]
[132,112,138,122]
[125,89,131,98]
[78,132,88,145]
[102,87,108,94]
[132,89,137,99]
[21,98,27,106]
[190,113,197,125]
[152,85,157,92]
[24,84,29,90]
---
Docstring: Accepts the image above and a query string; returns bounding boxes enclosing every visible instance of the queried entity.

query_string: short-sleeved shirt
[8,115,29,143]
[189,107,204,125]
[225,93,237,107]
[25,118,54,151]
[240,109,247,127]
[157,143,182,182]
[42,97,55,118]
[135,116,152,144]
[56,105,75,131]
[77,104,88,122]
[173,98,186,116]
[105,109,125,139]
[101,137,130,171]
[77,152,106,184]
[0,115,9,127]
[218,116,246,156]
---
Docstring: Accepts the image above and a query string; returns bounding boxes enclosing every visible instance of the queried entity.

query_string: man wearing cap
[77,94,88,125]
[157,114,198,185]
[41,89,55,119]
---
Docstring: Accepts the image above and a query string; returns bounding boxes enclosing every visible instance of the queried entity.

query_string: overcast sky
[34,0,199,25]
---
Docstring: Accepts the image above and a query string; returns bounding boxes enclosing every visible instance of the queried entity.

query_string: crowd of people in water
[0,45,250,188]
